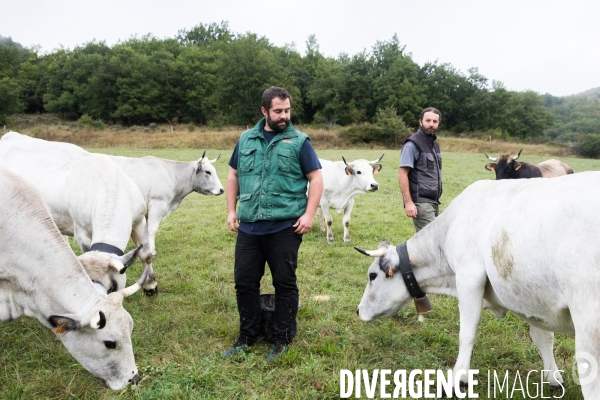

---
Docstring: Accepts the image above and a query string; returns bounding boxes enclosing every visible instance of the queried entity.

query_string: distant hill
[570,87,600,100]
[0,34,23,49]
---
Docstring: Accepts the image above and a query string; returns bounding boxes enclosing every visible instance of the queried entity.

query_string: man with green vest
[398,108,443,232]
[224,86,323,361]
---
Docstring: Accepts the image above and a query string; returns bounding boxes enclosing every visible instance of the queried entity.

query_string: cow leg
[452,267,487,386]
[574,331,600,398]
[130,218,157,296]
[342,197,354,243]
[316,206,325,232]
[320,206,335,243]
[73,226,92,254]
[567,288,600,397]
[529,325,563,387]
[146,204,166,257]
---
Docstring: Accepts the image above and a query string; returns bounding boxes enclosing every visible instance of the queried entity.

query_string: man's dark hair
[262,86,292,111]
[420,107,442,122]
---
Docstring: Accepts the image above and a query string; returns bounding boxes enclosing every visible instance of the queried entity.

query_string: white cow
[0,166,148,390]
[107,152,224,256]
[317,155,383,243]
[0,132,158,295]
[355,172,600,398]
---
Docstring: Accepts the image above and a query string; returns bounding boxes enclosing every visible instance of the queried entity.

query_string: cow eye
[369,272,377,281]
[357,171,362,174]
[205,171,211,175]
[104,340,117,349]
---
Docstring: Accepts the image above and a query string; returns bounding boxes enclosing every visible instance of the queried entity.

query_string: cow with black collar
[0,132,157,295]
[355,172,600,398]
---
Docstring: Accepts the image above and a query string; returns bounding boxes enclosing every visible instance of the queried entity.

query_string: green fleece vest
[236,118,309,222]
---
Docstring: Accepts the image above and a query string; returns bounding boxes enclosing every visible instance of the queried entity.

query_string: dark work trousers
[234,226,302,345]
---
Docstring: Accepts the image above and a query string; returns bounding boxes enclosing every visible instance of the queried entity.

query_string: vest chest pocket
[426,153,436,170]
[277,149,291,173]
[426,153,442,171]
[239,148,257,173]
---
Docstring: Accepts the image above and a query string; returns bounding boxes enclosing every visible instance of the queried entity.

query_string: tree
[208,33,286,125]
[177,21,232,47]
[370,35,425,127]
[0,77,22,124]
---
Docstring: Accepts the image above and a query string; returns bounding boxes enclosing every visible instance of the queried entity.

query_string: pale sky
[3,0,599,97]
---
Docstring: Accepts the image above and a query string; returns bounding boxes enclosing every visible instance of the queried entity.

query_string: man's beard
[266,114,290,133]
[421,125,438,135]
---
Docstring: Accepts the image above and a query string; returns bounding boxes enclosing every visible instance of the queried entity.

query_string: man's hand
[293,213,314,234]
[405,202,418,218]
[227,211,239,232]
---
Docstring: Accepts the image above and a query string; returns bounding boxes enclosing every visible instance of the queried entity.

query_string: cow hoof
[144,288,158,296]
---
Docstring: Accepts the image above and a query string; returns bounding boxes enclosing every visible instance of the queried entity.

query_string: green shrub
[374,106,411,146]
[577,134,600,158]
[76,114,105,130]
[339,122,382,144]
[340,107,411,146]
[187,122,196,132]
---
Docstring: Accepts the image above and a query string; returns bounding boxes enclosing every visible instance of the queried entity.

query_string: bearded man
[398,107,443,232]
[224,86,323,360]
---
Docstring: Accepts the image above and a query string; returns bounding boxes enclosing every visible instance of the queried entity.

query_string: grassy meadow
[1,137,600,399]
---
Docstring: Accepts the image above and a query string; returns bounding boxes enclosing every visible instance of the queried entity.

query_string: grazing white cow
[0,132,158,295]
[317,155,383,243]
[355,172,600,398]
[107,152,224,256]
[0,166,148,390]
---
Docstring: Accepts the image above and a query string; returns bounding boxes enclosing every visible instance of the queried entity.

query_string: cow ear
[514,162,521,171]
[485,163,496,172]
[372,164,382,174]
[111,244,142,272]
[196,163,203,174]
[49,315,82,334]
[345,166,354,176]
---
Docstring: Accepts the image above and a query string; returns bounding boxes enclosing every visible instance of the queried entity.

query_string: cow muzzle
[130,373,140,385]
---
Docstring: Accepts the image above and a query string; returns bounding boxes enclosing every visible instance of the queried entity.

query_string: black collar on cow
[90,242,124,257]
[395,242,432,315]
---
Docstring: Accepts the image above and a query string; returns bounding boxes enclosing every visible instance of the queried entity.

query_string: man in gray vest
[224,87,323,361]
[398,108,442,232]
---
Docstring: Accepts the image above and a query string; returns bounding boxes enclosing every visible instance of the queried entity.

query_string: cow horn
[354,246,387,257]
[342,156,348,166]
[514,149,523,161]
[369,154,385,164]
[108,258,125,273]
[89,310,106,330]
[209,154,221,163]
[199,150,206,161]
[109,244,142,274]
[484,153,497,161]
[117,265,150,298]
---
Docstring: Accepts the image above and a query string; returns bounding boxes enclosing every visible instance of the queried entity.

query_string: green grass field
[1,147,600,399]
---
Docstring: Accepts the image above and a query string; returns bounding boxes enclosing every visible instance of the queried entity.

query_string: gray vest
[403,129,442,203]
